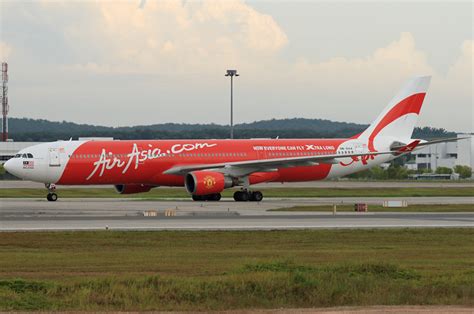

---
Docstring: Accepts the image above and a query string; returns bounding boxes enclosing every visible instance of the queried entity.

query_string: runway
[2,213,473,231]
[1,198,473,231]
[1,197,474,217]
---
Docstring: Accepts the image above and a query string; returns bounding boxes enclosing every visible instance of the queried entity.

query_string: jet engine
[185,171,234,195]
[114,184,154,194]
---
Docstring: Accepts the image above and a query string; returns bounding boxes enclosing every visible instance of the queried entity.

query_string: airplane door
[49,148,61,167]
[354,142,365,154]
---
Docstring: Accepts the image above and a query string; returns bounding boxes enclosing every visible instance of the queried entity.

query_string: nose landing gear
[45,183,58,202]
[46,193,58,202]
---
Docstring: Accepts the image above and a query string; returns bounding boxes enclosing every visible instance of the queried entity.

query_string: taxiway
[1,197,473,231]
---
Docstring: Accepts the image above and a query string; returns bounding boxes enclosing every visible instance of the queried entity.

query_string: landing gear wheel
[250,191,263,202]
[233,191,250,202]
[192,193,221,201]
[47,193,58,202]
[192,194,203,201]
[209,193,222,201]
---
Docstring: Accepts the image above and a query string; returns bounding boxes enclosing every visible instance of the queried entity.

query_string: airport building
[405,134,473,176]
[0,141,40,164]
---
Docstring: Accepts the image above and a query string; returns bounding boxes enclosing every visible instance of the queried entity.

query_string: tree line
[347,164,472,180]
[9,117,457,142]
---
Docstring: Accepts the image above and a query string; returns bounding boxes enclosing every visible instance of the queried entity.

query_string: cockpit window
[15,153,34,158]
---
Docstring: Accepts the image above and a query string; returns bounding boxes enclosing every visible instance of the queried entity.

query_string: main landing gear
[233,190,263,202]
[191,190,263,202]
[192,193,222,201]
[45,183,58,202]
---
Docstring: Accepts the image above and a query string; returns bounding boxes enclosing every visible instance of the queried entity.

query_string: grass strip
[0,229,473,310]
[1,187,473,198]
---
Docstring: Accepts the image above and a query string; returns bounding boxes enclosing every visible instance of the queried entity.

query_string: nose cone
[4,159,12,172]
[3,158,20,177]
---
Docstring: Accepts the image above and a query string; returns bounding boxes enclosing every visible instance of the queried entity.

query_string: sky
[0,0,472,132]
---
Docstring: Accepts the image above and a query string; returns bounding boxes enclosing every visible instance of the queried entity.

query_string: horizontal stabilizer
[392,140,420,155]
[390,137,468,151]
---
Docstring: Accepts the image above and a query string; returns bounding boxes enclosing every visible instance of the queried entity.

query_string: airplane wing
[164,150,401,177]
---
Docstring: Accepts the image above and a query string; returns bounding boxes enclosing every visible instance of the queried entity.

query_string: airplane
[3,76,461,202]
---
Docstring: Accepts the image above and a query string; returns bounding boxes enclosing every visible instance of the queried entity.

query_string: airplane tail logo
[358,76,431,151]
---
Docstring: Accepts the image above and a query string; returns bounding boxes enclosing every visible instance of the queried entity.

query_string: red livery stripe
[368,93,426,151]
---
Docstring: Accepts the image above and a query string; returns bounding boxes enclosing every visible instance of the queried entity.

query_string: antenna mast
[1,62,8,141]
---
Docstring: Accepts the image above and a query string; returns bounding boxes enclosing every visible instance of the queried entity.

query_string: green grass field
[0,229,473,311]
[269,204,474,212]
[1,186,473,198]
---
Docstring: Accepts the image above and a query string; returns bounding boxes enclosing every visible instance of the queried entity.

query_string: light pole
[225,69,239,139]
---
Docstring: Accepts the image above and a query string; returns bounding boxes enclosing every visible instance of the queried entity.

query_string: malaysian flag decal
[23,160,34,169]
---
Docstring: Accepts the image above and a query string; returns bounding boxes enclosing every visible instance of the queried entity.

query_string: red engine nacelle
[185,171,233,195]
[114,184,154,194]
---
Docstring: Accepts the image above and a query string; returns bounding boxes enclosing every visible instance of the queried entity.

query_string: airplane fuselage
[6,138,391,186]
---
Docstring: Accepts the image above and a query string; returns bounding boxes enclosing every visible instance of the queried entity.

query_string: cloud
[423,40,473,130]
[1,1,471,131]
[289,32,434,88]
[0,41,12,60]
[58,0,288,75]
[444,40,473,93]
[245,32,471,132]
